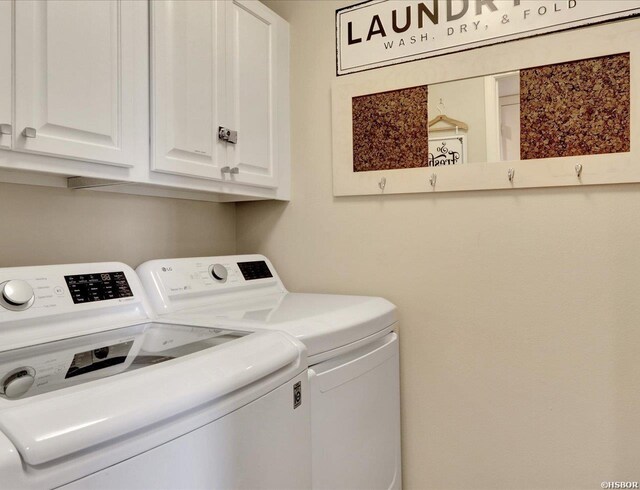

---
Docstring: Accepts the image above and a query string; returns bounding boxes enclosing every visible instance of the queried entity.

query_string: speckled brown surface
[352,85,429,172]
[520,53,630,160]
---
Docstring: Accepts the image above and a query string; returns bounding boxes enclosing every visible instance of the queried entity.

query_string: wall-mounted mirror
[351,52,630,171]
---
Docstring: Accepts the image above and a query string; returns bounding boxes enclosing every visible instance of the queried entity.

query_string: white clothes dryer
[137,254,402,490]
[0,262,311,489]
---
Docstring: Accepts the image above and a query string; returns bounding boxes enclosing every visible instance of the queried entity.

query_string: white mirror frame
[331,19,639,196]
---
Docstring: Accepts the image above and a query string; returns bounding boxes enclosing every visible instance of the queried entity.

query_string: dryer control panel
[237,261,274,281]
[136,255,287,314]
[157,259,245,295]
[150,258,279,296]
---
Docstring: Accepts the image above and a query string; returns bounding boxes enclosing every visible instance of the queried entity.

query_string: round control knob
[3,369,35,399]
[209,264,228,283]
[0,280,35,311]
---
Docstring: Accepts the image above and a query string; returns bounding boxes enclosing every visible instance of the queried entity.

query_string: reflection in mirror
[428,52,630,164]
[428,77,487,164]
[481,71,521,162]
[427,72,519,164]
[497,72,520,161]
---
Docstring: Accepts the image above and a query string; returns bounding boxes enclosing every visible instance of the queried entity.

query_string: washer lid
[174,292,398,357]
[0,325,303,466]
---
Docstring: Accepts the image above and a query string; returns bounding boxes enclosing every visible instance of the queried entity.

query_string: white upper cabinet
[13,0,148,167]
[151,0,289,191]
[0,1,12,150]
[225,0,287,189]
[0,0,289,201]
[150,0,226,180]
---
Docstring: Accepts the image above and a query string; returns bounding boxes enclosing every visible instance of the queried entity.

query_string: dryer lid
[172,292,398,358]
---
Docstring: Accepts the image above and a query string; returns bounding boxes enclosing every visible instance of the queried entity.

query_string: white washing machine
[0,262,311,489]
[137,254,402,490]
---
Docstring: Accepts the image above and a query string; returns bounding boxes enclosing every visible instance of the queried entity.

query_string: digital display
[64,271,133,304]
[237,261,273,281]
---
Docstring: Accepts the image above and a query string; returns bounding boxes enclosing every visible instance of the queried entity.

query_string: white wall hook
[507,168,515,183]
[429,173,437,188]
[378,177,386,191]
[575,163,583,177]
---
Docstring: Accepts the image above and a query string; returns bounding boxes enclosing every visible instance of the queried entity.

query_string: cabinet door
[225,0,288,189]
[151,0,226,180]
[14,0,148,167]
[0,1,12,150]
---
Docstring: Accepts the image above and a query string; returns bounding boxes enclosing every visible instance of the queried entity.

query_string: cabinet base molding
[68,181,267,203]
[67,177,128,189]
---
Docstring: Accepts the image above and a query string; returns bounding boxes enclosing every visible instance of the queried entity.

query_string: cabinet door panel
[0,1,12,150]
[225,0,283,188]
[151,0,225,180]
[14,0,148,167]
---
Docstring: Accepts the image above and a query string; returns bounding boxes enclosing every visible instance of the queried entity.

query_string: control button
[2,368,35,399]
[53,286,64,296]
[209,264,228,283]
[0,280,35,311]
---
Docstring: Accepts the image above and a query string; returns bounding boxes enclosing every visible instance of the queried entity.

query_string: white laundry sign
[336,0,640,76]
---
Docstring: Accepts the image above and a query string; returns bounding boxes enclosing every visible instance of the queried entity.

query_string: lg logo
[293,382,302,409]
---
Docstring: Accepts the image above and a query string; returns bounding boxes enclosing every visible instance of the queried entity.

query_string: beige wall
[239,2,640,488]
[0,182,236,268]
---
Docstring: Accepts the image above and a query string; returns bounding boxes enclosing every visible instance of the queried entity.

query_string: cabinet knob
[0,124,11,135]
[218,126,238,144]
[22,127,36,138]
[221,166,240,175]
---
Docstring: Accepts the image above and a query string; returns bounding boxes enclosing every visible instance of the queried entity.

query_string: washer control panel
[0,262,142,339]
[0,275,71,315]
[0,270,137,314]
[64,271,133,304]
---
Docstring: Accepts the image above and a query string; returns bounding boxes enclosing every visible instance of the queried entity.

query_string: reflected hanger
[428,99,469,133]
